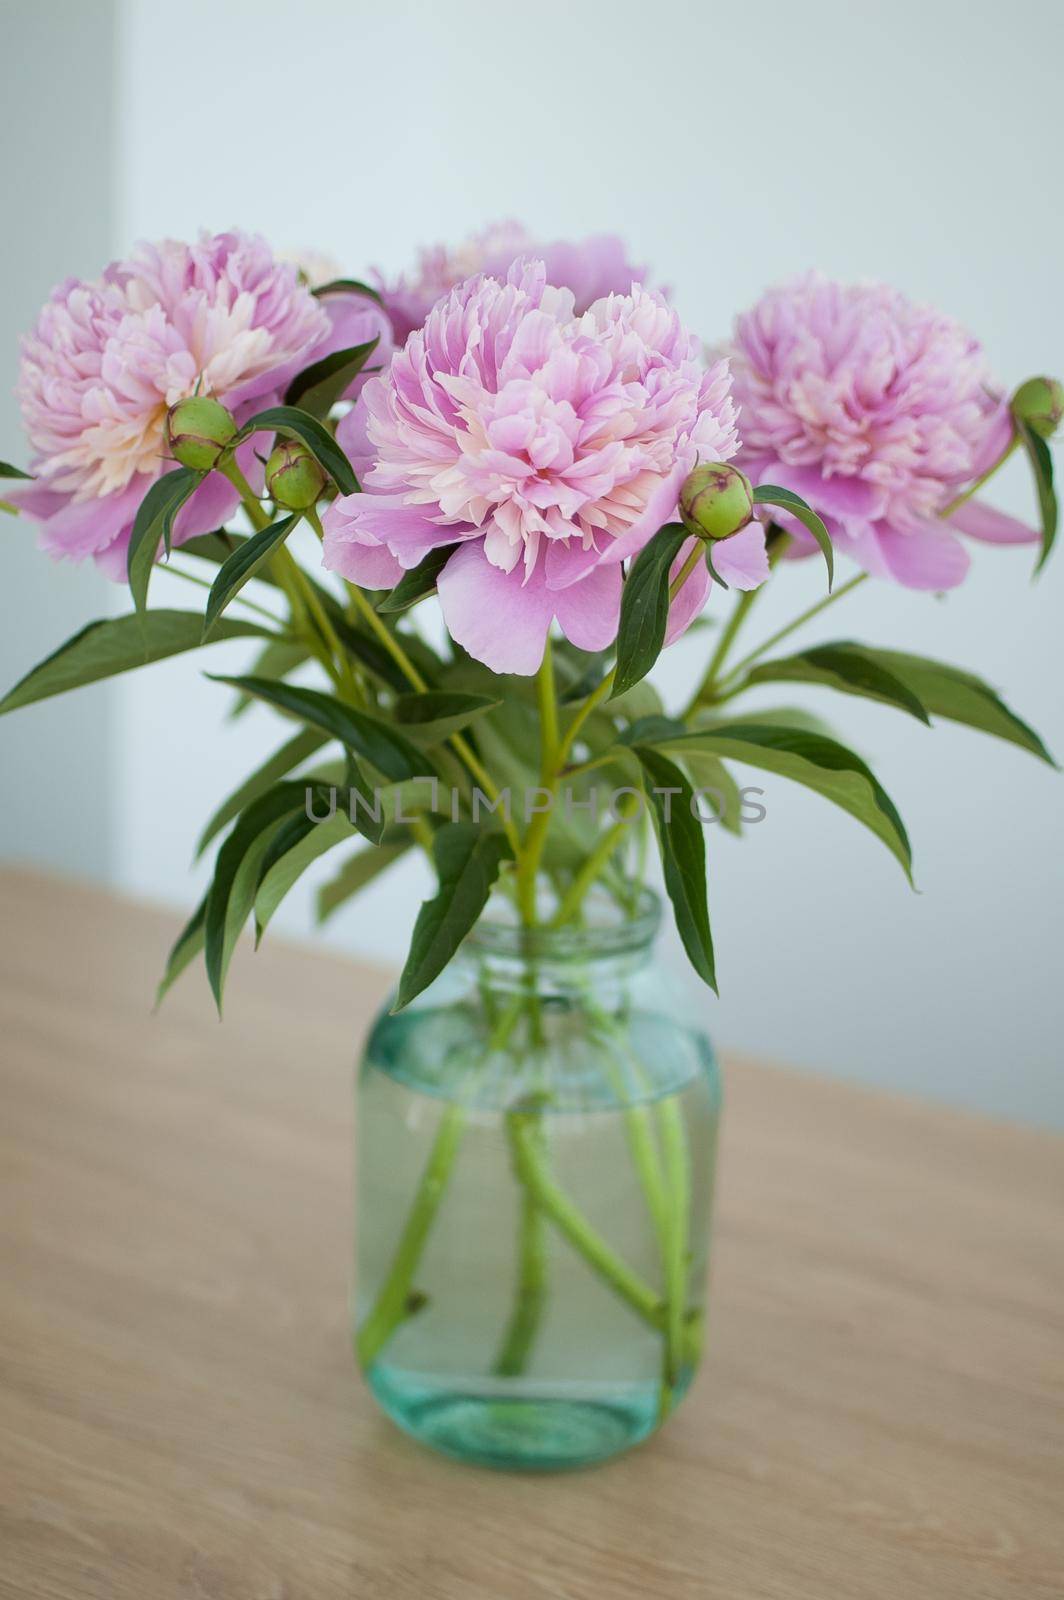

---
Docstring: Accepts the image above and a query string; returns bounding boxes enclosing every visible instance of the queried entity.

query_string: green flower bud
[165,395,238,471]
[265,439,328,510]
[678,462,755,542]
[1011,376,1064,440]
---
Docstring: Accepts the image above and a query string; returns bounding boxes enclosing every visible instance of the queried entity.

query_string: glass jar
[354,889,721,1471]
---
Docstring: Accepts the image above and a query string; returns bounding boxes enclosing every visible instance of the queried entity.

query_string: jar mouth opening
[467,887,662,962]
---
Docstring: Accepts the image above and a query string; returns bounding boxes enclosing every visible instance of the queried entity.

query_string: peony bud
[265,439,328,510]
[1011,376,1064,440]
[165,396,238,471]
[679,462,755,542]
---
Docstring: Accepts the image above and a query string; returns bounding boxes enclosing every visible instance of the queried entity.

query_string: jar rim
[466,886,662,962]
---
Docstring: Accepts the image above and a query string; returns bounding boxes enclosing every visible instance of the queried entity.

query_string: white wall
[0,0,117,881]
[9,0,1064,1122]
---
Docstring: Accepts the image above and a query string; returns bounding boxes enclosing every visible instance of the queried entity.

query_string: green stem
[549,794,639,928]
[493,1118,550,1377]
[508,1112,663,1326]
[712,572,869,699]
[356,1101,466,1369]
[345,582,521,855]
[683,586,761,717]
[219,457,270,532]
[656,1096,690,1414]
[356,994,526,1367]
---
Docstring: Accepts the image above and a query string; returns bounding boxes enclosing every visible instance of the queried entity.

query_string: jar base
[366,1364,675,1471]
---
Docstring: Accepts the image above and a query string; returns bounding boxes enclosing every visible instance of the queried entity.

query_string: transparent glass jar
[354,889,721,1472]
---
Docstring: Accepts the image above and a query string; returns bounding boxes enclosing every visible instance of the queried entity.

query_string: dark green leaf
[127,468,201,615]
[747,642,930,724]
[377,545,457,613]
[330,615,411,694]
[753,484,833,589]
[209,674,429,781]
[0,611,270,715]
[394,691,499,744]
[179,529,249,568]
[0,460,32,479]
[205,783,307,1011]
[255,810,358,939]
[675,749,744,834]
[154,894,207,1007]
[202,514,299,637]
[312,277,385,307]
[644,721,913,881]
[1017,421,1058,573]
[394,822,513,1010]
[317,837,412,923]
[237,405,359,495]
[283,339,379,421]
[195,726,328,858]
[610,522,688,699]
[633,747,715,990]
[749,643,1053,763]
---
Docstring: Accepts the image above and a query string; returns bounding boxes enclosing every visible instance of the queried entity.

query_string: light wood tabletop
[0,866,1061,1600]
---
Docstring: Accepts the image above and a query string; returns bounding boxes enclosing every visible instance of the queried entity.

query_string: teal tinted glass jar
[354,890,721,1471]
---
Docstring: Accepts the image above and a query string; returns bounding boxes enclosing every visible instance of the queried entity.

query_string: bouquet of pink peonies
[2,224,1057,1470]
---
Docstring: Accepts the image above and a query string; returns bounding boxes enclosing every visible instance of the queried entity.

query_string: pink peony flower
[729,274,1034,590]
[375,222,648,345]
[14,229,391,577]
[323,260,764,674]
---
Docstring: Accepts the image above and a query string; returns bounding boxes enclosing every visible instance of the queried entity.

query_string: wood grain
[0,866,1060,1600]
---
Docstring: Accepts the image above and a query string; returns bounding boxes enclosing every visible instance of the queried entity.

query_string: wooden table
[0,868,1061,1600]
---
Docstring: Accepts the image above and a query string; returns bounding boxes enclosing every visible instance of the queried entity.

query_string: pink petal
[712,522,770,590]
[948,498,1038,545]
[599,456,692,566]
[552,562,622,651]
[437,541,554,674]
[664,539,711,645]
[545,536,603,591]
[757,460,887,520]
[876,523,971,590]
[969,401,1014,479]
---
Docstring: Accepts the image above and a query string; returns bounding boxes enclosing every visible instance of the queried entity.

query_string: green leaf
[205,783,307,1011]
[127,468,201,615]
[317,838,412,923]
[393,690,500,745]
[377,545,457,613]
[0,611,270,715]
[633,747,716,990]
[209,674,429,780]
[750,643,1053,763]
[1017,420,1058,573]
[312,277,385,307]
[226,638,310,719]
[202,514,299,638]
[195,726,328,858]
[329,616,411,694]
[237,405,359,495]
[0,460,32,479]
[644,721,913,881]
[675,749,744,834]
[179,529,247,567]
[753,484,834,589]
[283,339,380,421]
[610,522,688,699]
[394,822,513,1010]
[254,810,358,939]
[746,642,930,724]
[154,894,207,1007]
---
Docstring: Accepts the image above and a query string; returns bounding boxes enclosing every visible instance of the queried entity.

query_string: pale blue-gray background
[2,0,1061,1124]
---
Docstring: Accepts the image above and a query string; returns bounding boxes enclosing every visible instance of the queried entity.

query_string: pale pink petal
[552,562,622,651]
[599,456,692,567]
[947,498,1038,545]
[437,542,555,673]
[712,522,770,590]
[664,540,712,645]
[876,523,971,590]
